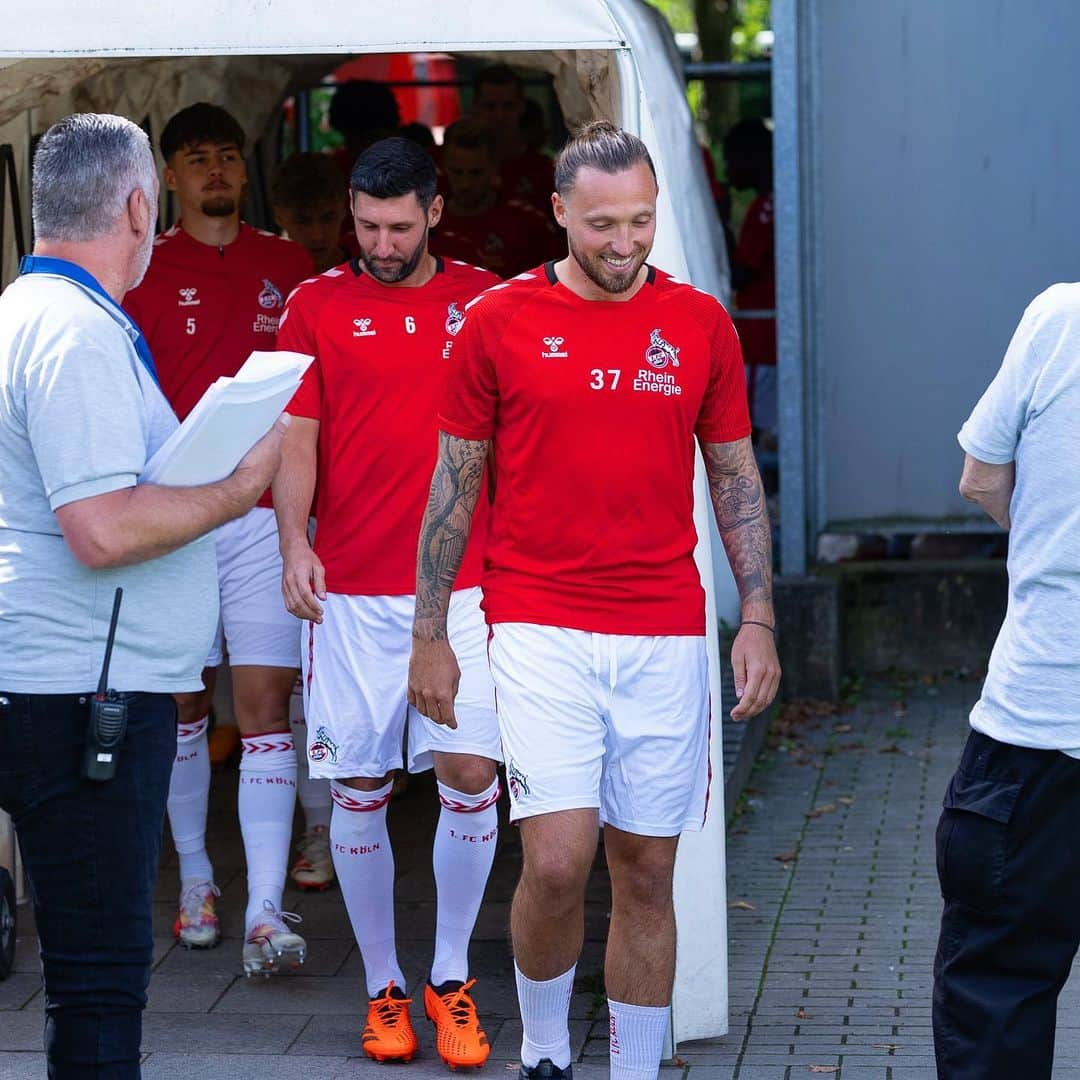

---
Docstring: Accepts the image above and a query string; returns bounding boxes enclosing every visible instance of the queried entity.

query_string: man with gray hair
[0,113,287,1077]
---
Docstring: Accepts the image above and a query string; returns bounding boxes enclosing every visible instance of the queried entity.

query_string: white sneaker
[174,880,221,949]
[243,900,306,976]
[290,826,336,891]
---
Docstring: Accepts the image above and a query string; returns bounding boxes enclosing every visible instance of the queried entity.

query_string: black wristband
[740,619,776,634]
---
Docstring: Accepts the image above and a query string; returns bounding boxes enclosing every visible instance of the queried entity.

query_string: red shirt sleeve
[277,289,323,420]
[438,299,499,441]
[696,306,752,443]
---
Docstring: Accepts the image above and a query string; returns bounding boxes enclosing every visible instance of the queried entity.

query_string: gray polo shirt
[0,271,218,694]
[958,282,1080,754]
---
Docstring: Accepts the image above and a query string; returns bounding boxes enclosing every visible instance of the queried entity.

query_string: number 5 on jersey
[589,368,621,391]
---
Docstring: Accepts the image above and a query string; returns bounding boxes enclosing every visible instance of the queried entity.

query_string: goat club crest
[644,328,680,369]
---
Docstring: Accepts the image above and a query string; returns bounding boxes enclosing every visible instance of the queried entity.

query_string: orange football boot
[424,978,491,1070]
[363,982,418,1063]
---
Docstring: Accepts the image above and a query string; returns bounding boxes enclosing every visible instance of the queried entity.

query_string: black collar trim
[544,259,657,286]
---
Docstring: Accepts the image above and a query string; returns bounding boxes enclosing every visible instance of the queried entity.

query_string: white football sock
[607,999,669,1080]
[167,715,213,886]
[239,730,297,928]
[330,779,405,996]
[430,777,499,986]
[289,681,332,832]
[515,962,576,1069]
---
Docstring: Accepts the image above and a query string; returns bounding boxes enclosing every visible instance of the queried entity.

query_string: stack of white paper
[142,350,313,486]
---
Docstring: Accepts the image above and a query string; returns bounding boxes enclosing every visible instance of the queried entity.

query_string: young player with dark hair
[433,116,557,278]
[124,102,314,973]
[472,64,555,217]
[273,137,502,1068]
[272,152,350,275]
[409,120,780,1080]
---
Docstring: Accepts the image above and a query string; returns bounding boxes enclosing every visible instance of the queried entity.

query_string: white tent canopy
[0,0,734,1046]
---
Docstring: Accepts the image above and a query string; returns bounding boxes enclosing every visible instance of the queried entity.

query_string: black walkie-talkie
[82,587,126,782]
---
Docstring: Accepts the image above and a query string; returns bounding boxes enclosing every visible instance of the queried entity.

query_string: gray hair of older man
[32,113,158,242]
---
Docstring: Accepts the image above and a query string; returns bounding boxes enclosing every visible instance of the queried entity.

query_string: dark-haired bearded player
[274,137,502,1070]
[409,121,780,1080]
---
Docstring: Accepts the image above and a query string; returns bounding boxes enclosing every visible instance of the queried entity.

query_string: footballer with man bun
[409,120,781,1080]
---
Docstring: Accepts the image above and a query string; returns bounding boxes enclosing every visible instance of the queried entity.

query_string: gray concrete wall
[816,0,1080,528]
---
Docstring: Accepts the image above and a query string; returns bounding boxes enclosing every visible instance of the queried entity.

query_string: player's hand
[730,623,781,719]
[232,414,290,505]
[408,637,461,730]
[281,537,326,623]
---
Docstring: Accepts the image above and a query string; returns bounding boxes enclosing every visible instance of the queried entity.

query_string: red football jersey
[279,256,500,596]
[439,262,750,636]
[432,201,558,279]
[732,193,776,367]
[124,223,313,507]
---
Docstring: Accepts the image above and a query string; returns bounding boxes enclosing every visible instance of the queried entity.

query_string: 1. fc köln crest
[645,328,680,369]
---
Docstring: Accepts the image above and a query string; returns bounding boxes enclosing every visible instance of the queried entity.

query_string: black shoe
[519,1060,573,1080]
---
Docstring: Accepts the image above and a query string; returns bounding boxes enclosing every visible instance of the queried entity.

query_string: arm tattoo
[413,432,489,641]
[702,438,774,615]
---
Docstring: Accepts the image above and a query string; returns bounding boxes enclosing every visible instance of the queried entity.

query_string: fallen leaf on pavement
[806,803,837,818]
[728,899,756,911]
[796,1007,814,1020]
[774,851,797,862]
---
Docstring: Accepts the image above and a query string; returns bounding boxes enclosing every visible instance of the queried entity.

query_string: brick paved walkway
[4,677,1079,1078]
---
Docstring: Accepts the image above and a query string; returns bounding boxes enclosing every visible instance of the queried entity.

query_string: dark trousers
[0,691,176,1079]
[933,729,1080,1080]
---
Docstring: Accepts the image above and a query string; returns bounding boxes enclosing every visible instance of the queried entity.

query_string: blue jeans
[0,691,176,1079]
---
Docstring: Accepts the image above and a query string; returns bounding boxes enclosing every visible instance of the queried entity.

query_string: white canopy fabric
[0,0,734,1045]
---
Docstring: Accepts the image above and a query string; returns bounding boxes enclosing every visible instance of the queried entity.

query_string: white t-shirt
[0,272,219,694]
[958,282,1080,755]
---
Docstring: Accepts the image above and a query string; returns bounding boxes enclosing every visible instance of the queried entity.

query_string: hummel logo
[178,287,200,307]
[352,318,377,338]
[541,335,568,359]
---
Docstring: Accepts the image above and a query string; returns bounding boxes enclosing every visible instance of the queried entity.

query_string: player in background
[471,64,555,219]
[433,116,558,279]
[124,104,313,973]
[724,118,776,438]
[272,152,351,275]
[408,121,781,1080]
[273,137,502,1069]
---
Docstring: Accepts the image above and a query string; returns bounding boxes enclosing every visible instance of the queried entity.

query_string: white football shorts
[301,586,500,779]
[488,623,713,837]
[205,506,301,670]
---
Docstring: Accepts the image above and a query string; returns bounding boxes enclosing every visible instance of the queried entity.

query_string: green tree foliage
[645,0,771,146]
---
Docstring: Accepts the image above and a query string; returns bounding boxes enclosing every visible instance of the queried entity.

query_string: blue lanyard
[18,255,160,388]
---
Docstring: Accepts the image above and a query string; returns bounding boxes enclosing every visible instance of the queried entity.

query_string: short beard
[359,226,428,284]
[200,196,237,218]
[568,233,648,295]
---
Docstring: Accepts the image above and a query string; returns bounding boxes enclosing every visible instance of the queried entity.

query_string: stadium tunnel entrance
[0,5,735,1043]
